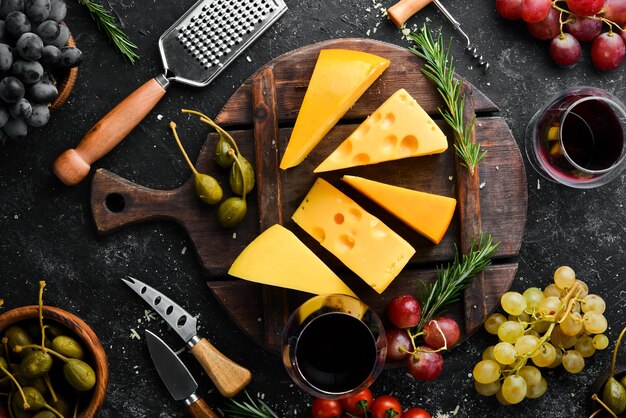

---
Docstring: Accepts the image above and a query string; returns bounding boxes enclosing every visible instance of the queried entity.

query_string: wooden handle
[387,0,433,26]
[53,77,167,186]
[90,168,192,234]
[187,397,220,418]
[190,338,251,397]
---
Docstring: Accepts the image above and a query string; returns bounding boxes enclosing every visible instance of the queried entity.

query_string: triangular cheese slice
[292,179,415,294]
[279,49,390,170]
[342,175,456,244]
[228,224,356,297]
[315,89,448,173]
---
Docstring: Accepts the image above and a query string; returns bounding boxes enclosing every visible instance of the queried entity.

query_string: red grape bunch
[384,294,461,382]
[495,0,626,70]
[473,266,610,405]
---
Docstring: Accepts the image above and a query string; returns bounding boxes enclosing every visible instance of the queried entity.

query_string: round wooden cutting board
[90,38,527,354]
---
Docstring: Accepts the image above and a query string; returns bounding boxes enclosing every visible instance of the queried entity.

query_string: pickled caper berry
[193,173,223,205]
[51,335,84,360]
[20,350,53,378]
[215,135,235,168]
[5,325,33,356]
[229,155,255,196]
[63,358,96,391]
[21,386,46,410]
[217,197,247,228]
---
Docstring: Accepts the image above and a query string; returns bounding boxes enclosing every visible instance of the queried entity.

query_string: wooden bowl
[0,305,108,418]
[50,33,78,111]
[588,366,626,417]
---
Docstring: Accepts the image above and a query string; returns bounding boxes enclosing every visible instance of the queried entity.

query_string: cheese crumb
[181,246,187,255]
[246,56,252,62]
[448,176,453,181]
[366,29,371,36]
[233,232,237,239]
[144,310,157,322]
[452,405,460,415]
[157,114,163,121]
[479,182,486,189]
[496,165,499,170]
[537,179,541,190]
[129,329,140,340]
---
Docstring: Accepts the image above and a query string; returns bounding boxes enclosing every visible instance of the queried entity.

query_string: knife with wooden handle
[145,330,219,418]
[123,277,251,397]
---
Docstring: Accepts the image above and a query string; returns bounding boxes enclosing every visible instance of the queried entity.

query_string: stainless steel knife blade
[146,330,220,418]
[145,330,197,401]
[123,276,252,397]
[123,277,198,345]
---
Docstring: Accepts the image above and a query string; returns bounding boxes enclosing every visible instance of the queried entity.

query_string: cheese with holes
[292,178,415,294]
[342,175,457,244]
[314,88,448,173]
[228,224,356,297]
[280,49,390,170]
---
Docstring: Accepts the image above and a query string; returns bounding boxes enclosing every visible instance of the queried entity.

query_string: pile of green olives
[170,109,256,228]
[0,321,96,417]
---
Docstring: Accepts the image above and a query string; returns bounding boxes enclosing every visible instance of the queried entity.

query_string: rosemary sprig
[408,24,486,175]
[221,391,280,418]
[415,234,500,332]
[75,0,140,64]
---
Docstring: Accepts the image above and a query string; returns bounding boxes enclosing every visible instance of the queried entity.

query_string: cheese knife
[122,277,251,397]
[145,330,219,418]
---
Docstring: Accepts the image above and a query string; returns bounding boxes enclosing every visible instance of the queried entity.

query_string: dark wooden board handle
[457,82,487,334]
[252,66,290,352]
[190,338,251,398]
[53,77,167,186]
[90,168,192,233]
[187,398,220,418]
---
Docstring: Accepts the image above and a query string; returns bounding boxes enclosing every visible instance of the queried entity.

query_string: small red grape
[591,31,626,71]
[521,0,552,23]
[549,33,582,66]
[567,0,605,16]
[496,0,524,20]
[527,7,560,40]
[386,294,421,329]
[565,15,603,42]
[423,317,461,350]
[385,328,412,360]
[406,345,444,381]
[604,0,626,25]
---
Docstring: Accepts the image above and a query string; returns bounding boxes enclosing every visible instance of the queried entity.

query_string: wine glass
[281,294,386,399]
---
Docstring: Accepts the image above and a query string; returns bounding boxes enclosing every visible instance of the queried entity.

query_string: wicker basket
[50,33,78,111]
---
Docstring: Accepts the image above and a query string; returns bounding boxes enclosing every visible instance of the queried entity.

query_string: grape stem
[609,326,626,377]
[551,0,625,33]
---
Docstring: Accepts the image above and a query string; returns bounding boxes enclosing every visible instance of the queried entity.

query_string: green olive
[217,197,247,228]
[51,335,84,360]
[229,156,255,196]
[63,358,96,391]
[10,393,32,417]
[215,136,236,168]
[194,173,223,205]
[20,351,53,379]
[5,326,33,356]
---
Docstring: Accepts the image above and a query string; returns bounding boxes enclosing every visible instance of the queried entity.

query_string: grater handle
[387,0,432,26]
[53,76,169,186]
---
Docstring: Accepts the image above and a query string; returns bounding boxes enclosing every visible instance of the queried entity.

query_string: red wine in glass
[526,87,626,188]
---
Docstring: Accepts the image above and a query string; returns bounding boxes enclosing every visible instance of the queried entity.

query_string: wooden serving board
[91,39,527,354]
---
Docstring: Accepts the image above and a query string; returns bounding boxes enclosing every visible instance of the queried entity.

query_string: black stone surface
[1,0,626,417]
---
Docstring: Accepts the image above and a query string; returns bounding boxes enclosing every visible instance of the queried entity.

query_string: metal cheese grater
[52,0,287,186]
[157,0,288,88]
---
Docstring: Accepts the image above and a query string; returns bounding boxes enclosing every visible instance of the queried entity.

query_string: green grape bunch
[473,266,609,405]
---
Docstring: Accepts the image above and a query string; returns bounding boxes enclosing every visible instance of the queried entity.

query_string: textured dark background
[1,0,626,417]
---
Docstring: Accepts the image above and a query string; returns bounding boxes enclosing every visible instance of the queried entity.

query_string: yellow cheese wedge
[314,88,448,173]
[342,175,456,244]
[292,178,415,294]
[228,224,356,297]
[279,49,390,170]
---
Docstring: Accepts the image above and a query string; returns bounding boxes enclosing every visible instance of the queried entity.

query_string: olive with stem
[217,153,248,228]
[169,122,223,205]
